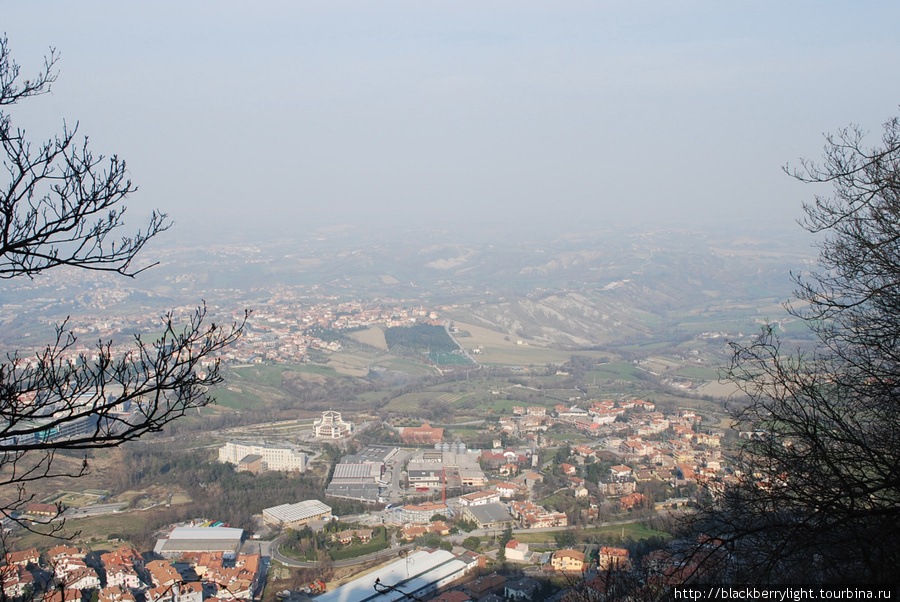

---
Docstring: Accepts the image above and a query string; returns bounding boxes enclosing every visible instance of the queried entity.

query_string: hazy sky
[4,1,900,240]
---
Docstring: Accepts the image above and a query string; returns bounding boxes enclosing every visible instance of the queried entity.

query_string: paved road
[61,502,128,519]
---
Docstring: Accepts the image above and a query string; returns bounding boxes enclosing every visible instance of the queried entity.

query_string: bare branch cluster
[1,34,169,279]
[692,114,900,585]
[0,36,246,531]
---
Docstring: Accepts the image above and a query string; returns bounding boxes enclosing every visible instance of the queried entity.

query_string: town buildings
[218,441,307,473]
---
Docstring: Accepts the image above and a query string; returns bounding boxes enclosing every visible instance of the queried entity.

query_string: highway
[60,502,128,519]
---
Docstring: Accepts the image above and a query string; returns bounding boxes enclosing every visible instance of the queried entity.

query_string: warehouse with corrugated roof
[316,549,477,602]
[154,526,244,559]
[262,499,332,529]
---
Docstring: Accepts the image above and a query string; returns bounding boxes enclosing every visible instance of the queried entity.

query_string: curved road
[265,516,649,568]
[268,536,416,568]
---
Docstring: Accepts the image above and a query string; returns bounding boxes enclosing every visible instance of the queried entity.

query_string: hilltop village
[1,291,444,368]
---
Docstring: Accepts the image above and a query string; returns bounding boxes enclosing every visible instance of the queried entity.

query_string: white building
[262,500,333,529]
[457,489,501,507]
[105,565,144,590]
[316,550,477,602]
[313,411,353,439]
[505,540,532,563]
[153,527,244,560]
[218,441,307,472]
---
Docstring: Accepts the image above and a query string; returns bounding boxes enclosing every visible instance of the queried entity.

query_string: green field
[371,357,436,375]
[429,351,474,365]
[675,365,720,380]
[383,391,463,412]
[10,512,148,551]
[586,362,642,381]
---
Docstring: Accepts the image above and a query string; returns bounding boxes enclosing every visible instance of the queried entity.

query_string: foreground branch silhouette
[0,36,246,532]
[688,114,900,585]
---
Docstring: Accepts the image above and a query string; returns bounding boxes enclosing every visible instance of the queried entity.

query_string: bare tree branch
[688,112,900,585]
[0,36,246,533]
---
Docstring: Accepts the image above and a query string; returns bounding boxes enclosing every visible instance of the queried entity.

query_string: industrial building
[461,503,515,530]
[316,549,477,602]
[326,445,399,503]
[153,527,244,559]
[262,500,333,529]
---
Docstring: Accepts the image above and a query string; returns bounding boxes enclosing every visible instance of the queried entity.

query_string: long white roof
[317,550,466,602]
[169,527,243,540]
[262,499,332,523]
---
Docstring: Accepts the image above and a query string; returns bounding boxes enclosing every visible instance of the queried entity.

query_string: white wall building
[218,441,307,472]
[317,550,477,602]
[313,411,353,439]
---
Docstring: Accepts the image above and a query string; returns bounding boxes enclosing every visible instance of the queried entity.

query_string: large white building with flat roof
[262,500,332,529]
[154,527,244,559]
[218,441,307,473]
[316,549,477,602]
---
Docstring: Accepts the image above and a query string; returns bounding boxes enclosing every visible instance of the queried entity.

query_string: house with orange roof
[428,521,451,536]
[400,525,428,540]
[53,557,89,580]
[63,567,101,591]
[48,546,87,563]
[522,472,544,488]
[6,548,40,567]
[618,492,648,511]
[401,423,444,445]
[620,440,652,456]
[598,546,630,570]
[609,465,633,479]
[495,482,518,498]
[332,529,373,545]
[395,501,450,525]
[104,564,143,590]
[100,548,143,571]
[633,399,656,411]
[559,463,577,476]
[146,560,181,588]
[504,539,532,562]
[44,590,82,602]
[551,549,585,573]
[464,573,507,599]
[24,503,59,519]
[98,586,137,602]
[572,445,595,458]
[1,564,34,599]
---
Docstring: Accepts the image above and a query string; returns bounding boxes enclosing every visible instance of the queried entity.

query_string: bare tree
[0,36,246,530]
[691,115,900,584]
